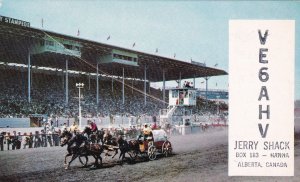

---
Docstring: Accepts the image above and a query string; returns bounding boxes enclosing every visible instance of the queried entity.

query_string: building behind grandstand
[196,89,228,103]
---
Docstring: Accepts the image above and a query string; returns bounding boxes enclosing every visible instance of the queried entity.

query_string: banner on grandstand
[0,15,30,27]
[228,20,294,176]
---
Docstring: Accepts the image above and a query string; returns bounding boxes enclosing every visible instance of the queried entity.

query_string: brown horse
[83,127,120,160]
[116,136,143,163]
[100,130,121,159]
[60,131,104,169]
[81,142,104,169]
[116,136,130,163]
[60,131,88,169]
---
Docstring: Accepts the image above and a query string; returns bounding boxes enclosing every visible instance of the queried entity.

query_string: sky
[0,0,299,99]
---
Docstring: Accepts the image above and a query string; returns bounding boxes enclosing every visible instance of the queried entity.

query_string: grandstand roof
[0,22,227,82]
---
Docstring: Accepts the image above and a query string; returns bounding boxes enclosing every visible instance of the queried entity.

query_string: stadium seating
[0,69,165,118]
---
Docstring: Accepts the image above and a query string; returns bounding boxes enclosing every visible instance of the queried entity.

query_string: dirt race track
[1,128,300,182]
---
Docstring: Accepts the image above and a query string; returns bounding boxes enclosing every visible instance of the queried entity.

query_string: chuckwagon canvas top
[152,129,167,142]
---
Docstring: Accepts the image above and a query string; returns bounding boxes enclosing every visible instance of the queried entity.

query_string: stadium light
[76,83,84,129]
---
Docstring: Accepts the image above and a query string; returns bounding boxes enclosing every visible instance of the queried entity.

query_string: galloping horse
[81,142,104,169]
[116,136,144,163]
[60,130,104,169]
[60,130,88,169]
[83,127,120,159]
[102,134,120,159]
[116,135,129,163]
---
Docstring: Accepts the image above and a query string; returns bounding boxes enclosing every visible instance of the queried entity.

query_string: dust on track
[1,128,300,182]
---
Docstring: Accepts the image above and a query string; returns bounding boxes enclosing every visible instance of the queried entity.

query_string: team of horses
[59,127,141,169]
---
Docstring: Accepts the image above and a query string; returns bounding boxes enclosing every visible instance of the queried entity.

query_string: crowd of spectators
[0,70,165,119]
[0,122,61,151]
[0,69,227,120]
[194,97,228,115]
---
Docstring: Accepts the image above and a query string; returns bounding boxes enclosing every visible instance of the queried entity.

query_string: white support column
[112,77,114,93]
[144,65,147,106]
[96,63,99,105]
[205,77,209,108]
[163,69,166,107]
[28,50,31,103]
[179,72,182,88]
[65,59,68,105]
[122,67,125,105]
[76,83,84,129]
[79,87,81,128]
[88,73,91,90]
[193,75,196,88]
[131,78,134,94]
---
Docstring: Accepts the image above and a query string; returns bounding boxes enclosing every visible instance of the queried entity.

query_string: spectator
[52,130,60,146]
[41,130,47,147]
[34,131,41,148]
[56,117,59,127]
[0,131,4,151]
[28,132,33,148]
[47,129,53,147]
[62,123,68,131]
[23,132,29,149]
[11,131,18,150]
[17,131,22,149]
[5,132,11,150]
[57,129,62,145]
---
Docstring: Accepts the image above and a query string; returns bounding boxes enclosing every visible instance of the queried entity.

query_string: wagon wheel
[162,141,172,157]
[148,145,157,161]
[79,155,88,167]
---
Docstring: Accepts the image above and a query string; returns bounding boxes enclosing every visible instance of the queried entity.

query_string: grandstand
[0,16,227,120]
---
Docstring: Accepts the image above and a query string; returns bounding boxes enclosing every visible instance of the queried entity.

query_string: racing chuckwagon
[128,129,173,161]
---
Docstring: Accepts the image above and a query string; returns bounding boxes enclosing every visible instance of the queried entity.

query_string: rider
[69,122,78,135]
[87,120,98,142]
[89,120,98,133]
[143,124,153,142]
[136,124,153,152]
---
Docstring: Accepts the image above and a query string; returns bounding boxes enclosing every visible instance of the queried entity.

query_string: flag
[155,48,158,53]
[174,53,176,58]
[107,35,110,40]
[132,42,135,47]
[77,29,80,36]
[214,63,218,67]
[41,18,44,28]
